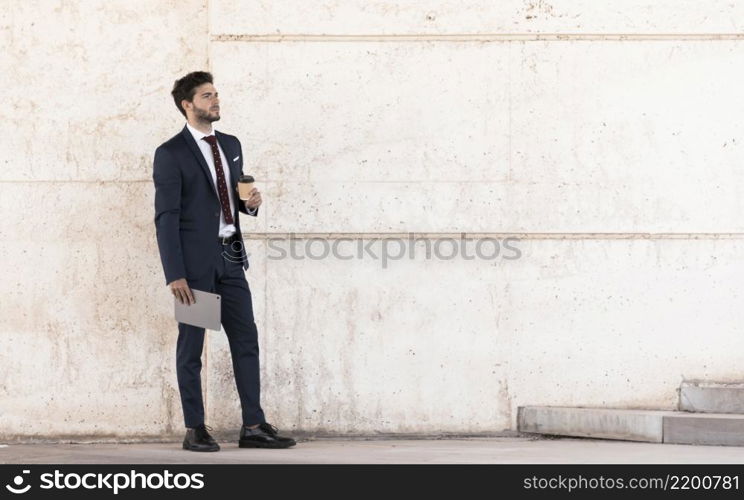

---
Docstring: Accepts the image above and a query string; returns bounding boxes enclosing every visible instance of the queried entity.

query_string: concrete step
[518,406,744,446]
[679,381,744,414]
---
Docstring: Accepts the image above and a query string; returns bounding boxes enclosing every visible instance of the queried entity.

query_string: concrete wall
[0,0,209,440]
[3,1,744,440]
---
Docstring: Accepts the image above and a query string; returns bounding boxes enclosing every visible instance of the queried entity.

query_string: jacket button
[214,212,219,217]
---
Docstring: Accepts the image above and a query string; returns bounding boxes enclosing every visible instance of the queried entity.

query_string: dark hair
[171,71,213,118]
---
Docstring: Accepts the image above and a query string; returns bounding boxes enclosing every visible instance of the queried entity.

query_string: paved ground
[3,436,744,463]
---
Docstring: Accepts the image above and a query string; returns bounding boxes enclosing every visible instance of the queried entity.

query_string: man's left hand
[245,188,262,209]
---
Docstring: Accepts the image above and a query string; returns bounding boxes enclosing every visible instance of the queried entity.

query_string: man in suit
[153,71,295,451]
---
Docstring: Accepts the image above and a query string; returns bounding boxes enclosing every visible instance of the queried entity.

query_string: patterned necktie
[201,135,234,225]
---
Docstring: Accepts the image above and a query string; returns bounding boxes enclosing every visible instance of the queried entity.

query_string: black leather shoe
[183,424,220,452]
[239,422,296,449]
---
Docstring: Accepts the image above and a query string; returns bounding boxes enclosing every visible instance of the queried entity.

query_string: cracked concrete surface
[4,437,744,464]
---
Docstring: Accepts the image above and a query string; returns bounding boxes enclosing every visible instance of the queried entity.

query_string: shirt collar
[186,121,215,142]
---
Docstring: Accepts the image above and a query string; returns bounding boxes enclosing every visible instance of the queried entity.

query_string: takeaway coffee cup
[237,175,255,201]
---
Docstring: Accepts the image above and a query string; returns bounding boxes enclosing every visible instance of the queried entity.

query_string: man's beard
[194,106,220,123]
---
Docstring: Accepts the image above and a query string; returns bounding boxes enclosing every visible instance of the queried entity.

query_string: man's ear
[181,99,191,114]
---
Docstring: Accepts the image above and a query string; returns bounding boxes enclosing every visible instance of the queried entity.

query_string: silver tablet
[174,289,222,331]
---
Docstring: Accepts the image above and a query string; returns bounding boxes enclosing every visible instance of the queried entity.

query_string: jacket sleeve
[236,138,259,217]
[153,146,187,285]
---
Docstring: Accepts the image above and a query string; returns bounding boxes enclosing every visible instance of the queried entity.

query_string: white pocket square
[233,156,240,162]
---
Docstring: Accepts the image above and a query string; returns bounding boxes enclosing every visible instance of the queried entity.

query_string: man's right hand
[169,278,195,305]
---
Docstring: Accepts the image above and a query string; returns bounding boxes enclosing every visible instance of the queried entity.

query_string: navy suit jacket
[153,125,258,286]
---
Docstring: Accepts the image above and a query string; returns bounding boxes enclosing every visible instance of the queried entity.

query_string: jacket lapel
[180,125,218,200]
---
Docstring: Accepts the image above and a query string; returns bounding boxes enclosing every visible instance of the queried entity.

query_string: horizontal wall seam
[211,33,744,42]
[241,232,744,239]
[0,180,651,184]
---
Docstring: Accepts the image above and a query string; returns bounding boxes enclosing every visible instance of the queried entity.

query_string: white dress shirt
[186,122,255,237]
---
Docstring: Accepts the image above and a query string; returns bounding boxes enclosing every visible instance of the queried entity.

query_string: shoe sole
[183,442,220,452]
[238,440,296,449]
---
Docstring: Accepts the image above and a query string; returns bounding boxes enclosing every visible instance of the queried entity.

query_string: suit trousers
[176,237,266,428]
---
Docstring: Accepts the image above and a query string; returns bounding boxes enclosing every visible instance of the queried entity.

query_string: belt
[219,233,239,245]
